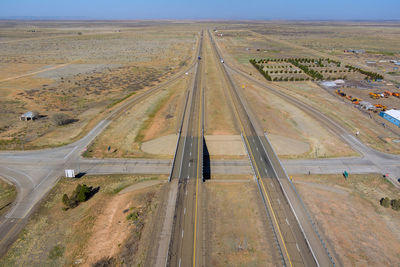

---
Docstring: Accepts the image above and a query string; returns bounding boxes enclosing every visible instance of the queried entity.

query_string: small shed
[20,111,38,121]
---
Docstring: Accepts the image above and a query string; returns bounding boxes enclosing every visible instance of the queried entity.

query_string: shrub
[380,197,391,208]
[48,245,64,260]
[51,113,75,126]
[62,184,99,210]
[391,199,400,211]
[93,257,116,267]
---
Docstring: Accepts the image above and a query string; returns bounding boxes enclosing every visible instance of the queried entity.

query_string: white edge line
[260,134,320,267]
[64,146,78,160]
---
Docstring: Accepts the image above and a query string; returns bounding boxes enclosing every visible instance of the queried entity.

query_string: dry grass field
[0,174,166,266]
[0,21,198,149]
[204,32,238,135]
[205,179,280,266]
[293,173,400,266]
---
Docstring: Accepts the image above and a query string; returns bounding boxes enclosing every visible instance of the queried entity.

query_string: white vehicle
[220,59,224,63]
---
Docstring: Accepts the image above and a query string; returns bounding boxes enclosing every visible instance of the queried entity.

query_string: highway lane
[208,29,328,266]
[168,31,204,267]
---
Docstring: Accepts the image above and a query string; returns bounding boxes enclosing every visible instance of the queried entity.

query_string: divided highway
[167,31,204,267]
[208,30,333,266]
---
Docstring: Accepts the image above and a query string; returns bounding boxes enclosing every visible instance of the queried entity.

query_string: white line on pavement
[3,166,35,186]
[64,146,78,160]
[34,170,54,191]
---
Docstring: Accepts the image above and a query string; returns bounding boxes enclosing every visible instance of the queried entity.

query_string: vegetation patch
[62,183,99,210]
[250,57,383,82]
[380,197,400,211]
[48,245,65,260]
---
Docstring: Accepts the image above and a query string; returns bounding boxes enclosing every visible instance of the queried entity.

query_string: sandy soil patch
[205,135,246,156]
[141,134,178,156]
[268,134,310,156]
[118,180,166,195]
[83,192,133,264]
[294,173,400,266]
[206,182,280,266]
[0,63,48,80]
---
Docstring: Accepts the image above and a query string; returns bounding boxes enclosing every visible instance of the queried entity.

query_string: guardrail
[168,89,190,182]
[240,133,286,266]
[263,133,335,266]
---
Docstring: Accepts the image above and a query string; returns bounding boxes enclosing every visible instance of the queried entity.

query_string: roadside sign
[65,169,75,178]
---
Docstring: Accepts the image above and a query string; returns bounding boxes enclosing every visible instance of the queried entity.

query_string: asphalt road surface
[167,30,204,267]
[209,29,330,266]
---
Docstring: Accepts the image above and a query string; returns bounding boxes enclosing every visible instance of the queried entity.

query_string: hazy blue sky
[1,0,399,20]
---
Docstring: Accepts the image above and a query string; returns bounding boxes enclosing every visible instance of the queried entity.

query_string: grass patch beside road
[293,173,400,266]
[0,177,16,217]
[135,89,171,144]
[0,174,165,266]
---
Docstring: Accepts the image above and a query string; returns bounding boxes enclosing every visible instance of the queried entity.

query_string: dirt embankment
[0,175,167,266]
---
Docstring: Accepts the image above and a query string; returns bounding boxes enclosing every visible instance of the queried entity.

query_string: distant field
[0,21,198,149]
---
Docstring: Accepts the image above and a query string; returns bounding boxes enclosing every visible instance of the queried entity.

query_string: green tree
[62,194,70,206]
[380,197,390,208]
[391,199,400,211]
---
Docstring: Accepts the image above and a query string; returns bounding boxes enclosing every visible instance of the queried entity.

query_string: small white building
[20,111,38,121]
